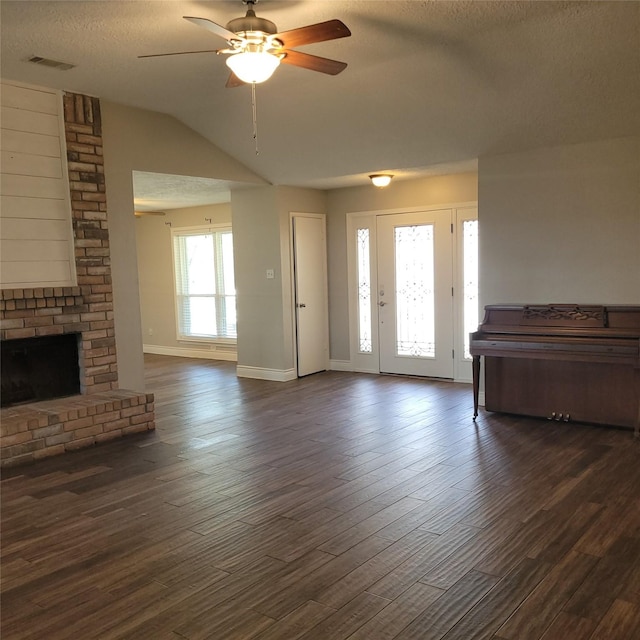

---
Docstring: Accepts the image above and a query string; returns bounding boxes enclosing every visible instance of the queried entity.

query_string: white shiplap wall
[1,80,76,288]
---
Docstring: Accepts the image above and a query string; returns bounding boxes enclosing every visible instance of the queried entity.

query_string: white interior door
[292,214,328,377]
[376,210,454,378]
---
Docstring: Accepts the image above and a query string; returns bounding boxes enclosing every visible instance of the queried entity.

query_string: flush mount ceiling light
[370,174,393,188]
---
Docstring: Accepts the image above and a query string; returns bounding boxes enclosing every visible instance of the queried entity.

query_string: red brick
[67,141,96,154]
[66,123,93,135]
[94,373,118,384]
[0,431,33,448]
[131,412,155,426]
[4,440,44,457]
[68,161,97,172]
[1,318,25,330]
[36,326,65,337]
[75,425,104,439]
[34,445,66,460]
[103,418,131,432]
[24,316,54,328]
[45,432,74,446]
[5,328,36,340]
[63,416,95,432]
[76,134,102,145]
[0,420,29,436]
[65,437,96,451]
[81,192,107,202]
[70,181,98,192]
[32,424,63,439]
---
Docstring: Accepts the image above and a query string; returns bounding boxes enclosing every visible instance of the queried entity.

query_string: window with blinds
[172,226,237,342]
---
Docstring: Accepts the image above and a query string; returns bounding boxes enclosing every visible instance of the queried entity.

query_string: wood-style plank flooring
[2,354,640,639]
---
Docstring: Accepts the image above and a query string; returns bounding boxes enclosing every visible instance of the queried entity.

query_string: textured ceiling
[131,171,236,211]
[2,1,639,205]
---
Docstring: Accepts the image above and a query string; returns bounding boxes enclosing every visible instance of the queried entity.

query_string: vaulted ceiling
[2,1,639,193]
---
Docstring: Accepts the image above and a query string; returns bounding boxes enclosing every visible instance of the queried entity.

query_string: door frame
[346,202,477,382]
[289,211,329,377]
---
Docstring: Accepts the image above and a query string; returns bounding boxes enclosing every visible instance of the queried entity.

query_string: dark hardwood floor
[2,354,640,639]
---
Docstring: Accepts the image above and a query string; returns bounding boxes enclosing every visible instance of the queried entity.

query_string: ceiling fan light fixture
[370,174,393,188]
[226,50,281,83]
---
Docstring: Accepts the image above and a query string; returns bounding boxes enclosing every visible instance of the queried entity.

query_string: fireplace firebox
[1,333,81,408]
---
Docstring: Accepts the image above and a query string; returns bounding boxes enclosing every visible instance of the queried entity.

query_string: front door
[376,210,454,378]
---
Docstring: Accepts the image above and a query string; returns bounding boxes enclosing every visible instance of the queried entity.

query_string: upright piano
[470,304,640,435]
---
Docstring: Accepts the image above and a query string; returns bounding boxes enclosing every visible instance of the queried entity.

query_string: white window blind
[172,226,236,342]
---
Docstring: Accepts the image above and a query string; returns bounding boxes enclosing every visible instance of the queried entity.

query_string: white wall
[136,203,234,359]
[478,136,640,308]
[101,101,266,390]
[325,173,479,361]
[0,81,76,288]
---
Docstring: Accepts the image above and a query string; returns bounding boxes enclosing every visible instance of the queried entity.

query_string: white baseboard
[143,344,237,362]
[329,359,353,371]
[329,360,380,375]
[236,366,297,382]
[479,391,486,406]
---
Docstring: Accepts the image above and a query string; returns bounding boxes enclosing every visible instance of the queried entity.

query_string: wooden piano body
[470,304,640,434]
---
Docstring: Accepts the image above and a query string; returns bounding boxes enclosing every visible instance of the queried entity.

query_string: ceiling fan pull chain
[251,82,259,155]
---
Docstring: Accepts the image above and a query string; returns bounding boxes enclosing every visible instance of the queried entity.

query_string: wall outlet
[266,269,275,279]
[148,328,154,336]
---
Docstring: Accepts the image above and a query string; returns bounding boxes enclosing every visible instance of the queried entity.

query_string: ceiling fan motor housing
[226,10,277,37]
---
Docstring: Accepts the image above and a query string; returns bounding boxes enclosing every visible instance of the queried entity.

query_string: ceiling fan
[139,0,351,87]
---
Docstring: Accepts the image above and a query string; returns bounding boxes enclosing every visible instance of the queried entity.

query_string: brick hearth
[0,92,154,467]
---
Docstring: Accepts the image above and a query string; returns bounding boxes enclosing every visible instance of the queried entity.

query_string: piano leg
[472,355,481,420]
[633,367,640,439]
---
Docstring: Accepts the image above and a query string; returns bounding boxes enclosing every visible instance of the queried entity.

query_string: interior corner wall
[231,185,326,376]
[325,173,479,362]
[100,100,266,390]
[135,203,232,355]
[478,136,640,309]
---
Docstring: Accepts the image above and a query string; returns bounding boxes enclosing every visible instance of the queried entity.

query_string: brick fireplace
[0,92,154,467]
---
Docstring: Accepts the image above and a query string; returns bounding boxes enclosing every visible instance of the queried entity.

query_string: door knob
[379,301,386,307]
[297,303,306,308]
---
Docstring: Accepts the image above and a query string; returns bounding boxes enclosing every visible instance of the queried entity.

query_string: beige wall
[478,136,640,308]
[135,203,232,355]
[232,185,326,377]
[103,102,639,387]
[325,173,479,361]
[101,101,265,390]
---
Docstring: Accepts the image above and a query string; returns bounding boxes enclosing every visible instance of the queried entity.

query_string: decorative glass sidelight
[463,220,479,359]
[394,224,435,358]
[356,228,373,353]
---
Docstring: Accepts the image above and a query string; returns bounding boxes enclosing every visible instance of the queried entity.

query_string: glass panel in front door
[394,224,435,358]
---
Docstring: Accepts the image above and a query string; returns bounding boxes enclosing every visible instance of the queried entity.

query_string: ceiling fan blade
[226,72,245,88]
[184,16,239,42]
[275,19,351,49]
[281,50,347,75]
[138,49,221,59]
